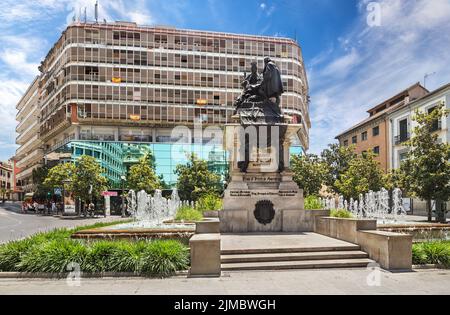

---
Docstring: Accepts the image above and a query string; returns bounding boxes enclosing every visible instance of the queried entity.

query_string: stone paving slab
[0,269,449,295]
[221,233,361,253]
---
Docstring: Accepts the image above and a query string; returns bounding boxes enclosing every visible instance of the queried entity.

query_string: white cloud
[308,0,450,154]
[320,48,360,78]
[260,3,267,10]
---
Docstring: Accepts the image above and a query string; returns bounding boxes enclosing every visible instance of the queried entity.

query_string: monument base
[221,122,319,233]
[221,172,328,233]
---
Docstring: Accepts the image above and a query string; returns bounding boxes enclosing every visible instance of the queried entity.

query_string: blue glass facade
[55,140,303,188]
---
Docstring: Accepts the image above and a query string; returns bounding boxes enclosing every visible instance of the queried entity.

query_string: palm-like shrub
[140,240,189,277]
[17,240,88,273]
[196,194,223,212]
[304,195,323,210]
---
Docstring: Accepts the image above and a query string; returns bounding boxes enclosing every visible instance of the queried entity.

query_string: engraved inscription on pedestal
[254,200,275,225]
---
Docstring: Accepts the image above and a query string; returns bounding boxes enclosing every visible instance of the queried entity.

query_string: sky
[1,0,450,161]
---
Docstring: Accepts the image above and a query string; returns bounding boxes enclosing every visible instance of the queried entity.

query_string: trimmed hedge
[0,222,189,277]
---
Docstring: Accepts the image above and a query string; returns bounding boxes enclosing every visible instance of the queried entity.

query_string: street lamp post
[121,175,126,218]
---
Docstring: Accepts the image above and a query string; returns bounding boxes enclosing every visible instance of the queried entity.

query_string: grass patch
[412,241,450,268]
[0,221,189,277]
[330,209,353,219]
[175,205,203,222]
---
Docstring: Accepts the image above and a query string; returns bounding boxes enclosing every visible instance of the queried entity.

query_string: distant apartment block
[388,83,450,169]
[335,83,429,171]
[15,21,310,188]
[15,77,43,195]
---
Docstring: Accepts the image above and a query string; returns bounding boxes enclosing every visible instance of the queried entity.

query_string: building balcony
[16,121,39,145]
[16,149,44,169]
[394,133,410,146]
[15,134,41,159]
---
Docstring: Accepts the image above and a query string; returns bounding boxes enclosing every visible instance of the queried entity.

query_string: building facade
[0,161,14,200]
[15,77,44,195]
[15,22,310,187]
[335,83,428,171]
[387,83,450,216]
[388,83,450,169]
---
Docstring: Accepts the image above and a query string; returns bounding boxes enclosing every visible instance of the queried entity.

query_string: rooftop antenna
[84,7,87,23]
[95,1,99,23]
[78,7,81,22]
[423,72,436,89]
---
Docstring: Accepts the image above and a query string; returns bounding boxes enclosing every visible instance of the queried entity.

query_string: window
[343,140,349,147]
[398,119,409,143]
[361,131,368,141]
[373,146,380,155]
[352,136,357,144]
[399,152,408,163]
[373,126,380,136]
[428,106,441,132]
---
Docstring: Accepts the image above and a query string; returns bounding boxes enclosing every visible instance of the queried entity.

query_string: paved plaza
[0,203,126,243]
[0,269,449,295]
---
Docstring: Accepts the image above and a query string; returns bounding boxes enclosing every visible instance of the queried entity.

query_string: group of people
[21,200,97,217]
[21,200,62,215]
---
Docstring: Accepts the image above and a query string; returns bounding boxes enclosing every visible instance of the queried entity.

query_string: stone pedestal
[221,123,313,233]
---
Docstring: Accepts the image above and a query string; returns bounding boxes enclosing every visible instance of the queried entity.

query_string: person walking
[51,201,57,215]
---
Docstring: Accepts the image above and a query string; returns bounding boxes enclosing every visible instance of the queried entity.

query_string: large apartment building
[15,21,310,187]
[15,77,42,194]
[335,83,428,171]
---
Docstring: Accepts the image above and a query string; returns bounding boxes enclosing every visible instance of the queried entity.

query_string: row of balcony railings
[53,74,302,93]
[60,37,302,60]
[63,57,304,75]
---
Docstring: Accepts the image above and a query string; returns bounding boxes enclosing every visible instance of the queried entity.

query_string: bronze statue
[234,58,287,173]
[234,57,284,124]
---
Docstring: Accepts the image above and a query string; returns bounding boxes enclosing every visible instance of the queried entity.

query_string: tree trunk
[436,200,447,224]
[427,199,432,222]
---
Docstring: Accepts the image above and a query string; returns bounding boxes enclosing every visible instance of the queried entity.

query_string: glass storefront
[48,140,303,188]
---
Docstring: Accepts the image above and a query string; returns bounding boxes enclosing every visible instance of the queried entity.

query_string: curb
[0,271,189,279]
[413,264,446,270]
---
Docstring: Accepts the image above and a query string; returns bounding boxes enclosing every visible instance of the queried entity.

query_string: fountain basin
[72,221,196,241]
[378,223,450,242]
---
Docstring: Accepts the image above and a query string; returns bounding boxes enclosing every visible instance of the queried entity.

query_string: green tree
[71,156,108,203]
[335,152,385,200]
[291,154,326,196]
[397,103,450,223]
[321,143,356,194]
[44,163,75,190]
[175,154,221,201]
[0,188,6,202]
[127,154,161,193]
[32,166,52,200]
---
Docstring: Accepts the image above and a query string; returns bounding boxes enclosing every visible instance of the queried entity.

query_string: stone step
[221,258,375,271]
[221,244,361,255]
[221,251,369,264]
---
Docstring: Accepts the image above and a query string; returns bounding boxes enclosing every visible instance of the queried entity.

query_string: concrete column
[104,195,111,216]
[152,128,157,143]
